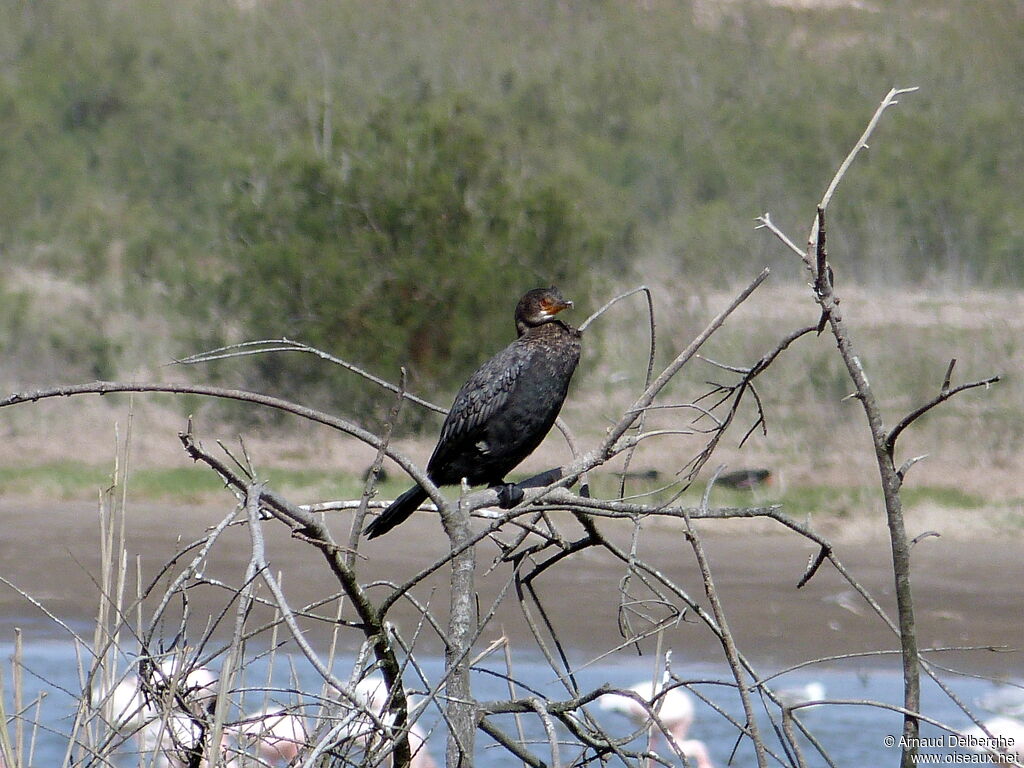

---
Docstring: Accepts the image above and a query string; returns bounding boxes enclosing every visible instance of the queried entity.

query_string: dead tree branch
[758,86,1002,768]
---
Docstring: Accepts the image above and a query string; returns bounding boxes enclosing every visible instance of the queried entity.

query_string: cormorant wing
[433,342,528,452]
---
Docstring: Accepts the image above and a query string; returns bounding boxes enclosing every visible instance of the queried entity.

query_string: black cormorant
[716,468,772,490]
[365,286,581,538]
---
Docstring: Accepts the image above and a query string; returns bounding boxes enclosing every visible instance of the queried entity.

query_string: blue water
[1,636,1015,767]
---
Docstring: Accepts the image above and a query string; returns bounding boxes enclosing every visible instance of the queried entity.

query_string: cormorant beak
[543,299,573,316]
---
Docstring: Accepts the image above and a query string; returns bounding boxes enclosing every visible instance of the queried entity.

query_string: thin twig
[886,373,1001,454]
[173,338,445,414]
[684,467,768,768]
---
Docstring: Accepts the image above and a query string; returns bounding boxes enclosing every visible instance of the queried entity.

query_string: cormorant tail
[364,485,429,539]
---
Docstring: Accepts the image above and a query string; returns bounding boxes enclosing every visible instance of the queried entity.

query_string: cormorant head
[515,286,573,335]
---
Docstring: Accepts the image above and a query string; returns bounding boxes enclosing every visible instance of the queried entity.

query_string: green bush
[217,96,624,422]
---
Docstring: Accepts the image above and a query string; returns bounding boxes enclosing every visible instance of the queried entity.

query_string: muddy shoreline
[2,500,1019,676]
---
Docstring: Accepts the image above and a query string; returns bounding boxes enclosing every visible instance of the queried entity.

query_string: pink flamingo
[137,711,237,768]
[600,680,714,768]
[962,716,1024,761]
[235,707,308,765]
[156,657,219,713]
[343,676,437,768]
[92,667,234,768]
[91,674,157,733]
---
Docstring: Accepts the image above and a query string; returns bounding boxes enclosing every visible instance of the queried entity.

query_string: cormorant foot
[494,482,525,509]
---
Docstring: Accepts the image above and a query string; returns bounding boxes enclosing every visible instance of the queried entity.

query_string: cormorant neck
[519,319,577,339]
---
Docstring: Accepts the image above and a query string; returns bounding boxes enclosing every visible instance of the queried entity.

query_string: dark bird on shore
[623,468,660,481]
[362,464,389,484]
[716,468,772,490]
[364,287,581,539]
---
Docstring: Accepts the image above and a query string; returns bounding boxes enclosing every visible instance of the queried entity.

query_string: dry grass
[566,280,1021,499]
[1,281,1018,515]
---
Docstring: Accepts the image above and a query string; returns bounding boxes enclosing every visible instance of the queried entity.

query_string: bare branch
[349,368,408,560]
[796,546,831,589]
[758,86,945,768]
[578,285,652,335]
[600,268,770,462]
[0,380,441,504]
[177,427,413,766]
[897,454,929,480]
[754,212,803,258]
[173,338,446,414]
[886,372,1001,455]
[685,468,768,768]
[807,86,921,272]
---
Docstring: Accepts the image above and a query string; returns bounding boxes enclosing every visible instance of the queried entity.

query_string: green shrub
[217,96,626,422]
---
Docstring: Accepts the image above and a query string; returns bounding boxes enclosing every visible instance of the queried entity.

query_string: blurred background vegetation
[0,0,1020,429]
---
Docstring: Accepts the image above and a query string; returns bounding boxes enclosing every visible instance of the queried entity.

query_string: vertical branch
[13,630,24,767]
[761,88,924,768]
[177,430,413,766]
[349,368,407,562]
[0,669,14,768]
[528,697,562,768]
[684,470,768,768]
[805,86,920,275]
[812,156,921,768]
[208,483,264,768]
[500,638,529,754]
[441,490,477,767]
